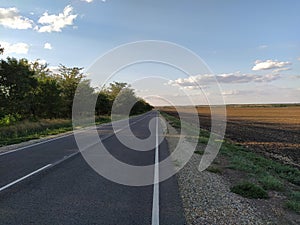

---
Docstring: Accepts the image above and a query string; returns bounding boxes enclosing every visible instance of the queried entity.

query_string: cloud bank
[168,72,280,90]
[0,7,33,29]
[0,5,78,33]
[0,41,29,54]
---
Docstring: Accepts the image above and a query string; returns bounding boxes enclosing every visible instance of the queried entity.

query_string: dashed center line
[0,164,52,193]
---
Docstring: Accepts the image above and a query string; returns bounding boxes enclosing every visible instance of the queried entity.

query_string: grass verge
[0,116,110,147]
[285,191,300,213]
[230,181,269,199]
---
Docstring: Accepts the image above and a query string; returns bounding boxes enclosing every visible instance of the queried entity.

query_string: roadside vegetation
[160,111,300,214]
[0,52,152,146]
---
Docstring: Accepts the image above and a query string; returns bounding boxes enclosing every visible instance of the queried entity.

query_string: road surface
[0,111,186,225]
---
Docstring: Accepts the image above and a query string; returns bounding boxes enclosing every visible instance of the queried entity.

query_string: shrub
[230,181,269,199]
[206,165,222,174]
[0,114,22,126]
[285,191,300,213]
[259,175,284,191]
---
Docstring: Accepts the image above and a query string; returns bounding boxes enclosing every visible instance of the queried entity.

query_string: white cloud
[48,66,60,74]
[258,45,268,49]
[222,90,240,96]
[81,0,107,3]
[0,7,33,29]
[252,59,291,71]
[272,67,291,74]
[37,59,47,65]
[44,42,52,50]
[168,72,280,89]
[297,57,300,61]
[1,41,29,54]
[220,86,300,104]
[30,59,47,65]
[37,5,77,33]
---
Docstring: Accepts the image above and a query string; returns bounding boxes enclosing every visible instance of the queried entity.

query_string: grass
[230,181,269,199]
[194,150,204,155]
[206,165,222,174]
[161,111,300,212]
[285,191,300,213]
[0,116,110,147]
[159,112,181,129]
[259,174,284,191]
[221,142,300,186]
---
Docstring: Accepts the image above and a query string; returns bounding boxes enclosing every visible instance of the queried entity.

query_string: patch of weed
[231,181,269,199]
[259,174,284,191]
[194,150,204,155]
[206,165,222,174]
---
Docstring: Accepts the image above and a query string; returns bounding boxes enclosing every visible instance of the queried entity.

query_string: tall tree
[29,60,61,118]
[56,65,84,118]
[103,82,153,116]
[96,91,111,115]
[103,82,127,101]
[0,45,4,55]
[0,57,37,117]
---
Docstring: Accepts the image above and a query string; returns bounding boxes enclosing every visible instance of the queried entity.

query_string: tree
[0,45,4,55]
[103,82,127,101]
[0,57,37,117]
[131,98,153,115]
[0,57,152,121]
[28,60,62,118]
[56,65,84,118]
[96,91,111,115]
[33,75,62,118]
[112,86,138,115]
[102,82,153,116]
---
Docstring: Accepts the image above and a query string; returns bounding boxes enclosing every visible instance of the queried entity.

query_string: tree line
[0,56,153,123]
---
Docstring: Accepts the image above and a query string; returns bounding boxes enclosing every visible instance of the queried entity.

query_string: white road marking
[152,114,160,225]
[0,112,154,193]
[0,111,152,157]
[0,133,74,157]
[0,164,52,192]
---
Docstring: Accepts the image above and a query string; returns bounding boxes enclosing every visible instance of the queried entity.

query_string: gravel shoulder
[165,122,299,225]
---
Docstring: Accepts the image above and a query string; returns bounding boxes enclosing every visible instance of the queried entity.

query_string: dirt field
[159,105,300,167]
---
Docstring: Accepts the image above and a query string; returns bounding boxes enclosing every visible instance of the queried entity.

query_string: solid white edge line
[0,164,52,192]
[152,113,160,225]
[0,133,74,157]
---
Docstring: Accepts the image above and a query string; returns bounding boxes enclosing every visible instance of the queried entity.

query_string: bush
[230,181,269,199]
[259,175,284,191]
[285,191,300,213]
[0,114,22,126]
[285,200,300,213]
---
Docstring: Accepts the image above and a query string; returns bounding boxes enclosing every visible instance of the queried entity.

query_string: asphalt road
[0,111,186,225]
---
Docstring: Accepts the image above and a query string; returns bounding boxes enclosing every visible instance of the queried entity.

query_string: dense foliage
[0,57,153,124]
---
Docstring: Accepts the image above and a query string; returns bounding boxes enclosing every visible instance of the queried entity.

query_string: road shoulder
[165,121,280,225]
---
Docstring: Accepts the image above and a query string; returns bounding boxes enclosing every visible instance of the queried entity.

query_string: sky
[1,0,300,105]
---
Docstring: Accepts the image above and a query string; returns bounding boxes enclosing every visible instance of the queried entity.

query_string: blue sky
[1,0,299,105]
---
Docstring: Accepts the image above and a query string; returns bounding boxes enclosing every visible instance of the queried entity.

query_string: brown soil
[159,105,300,167]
